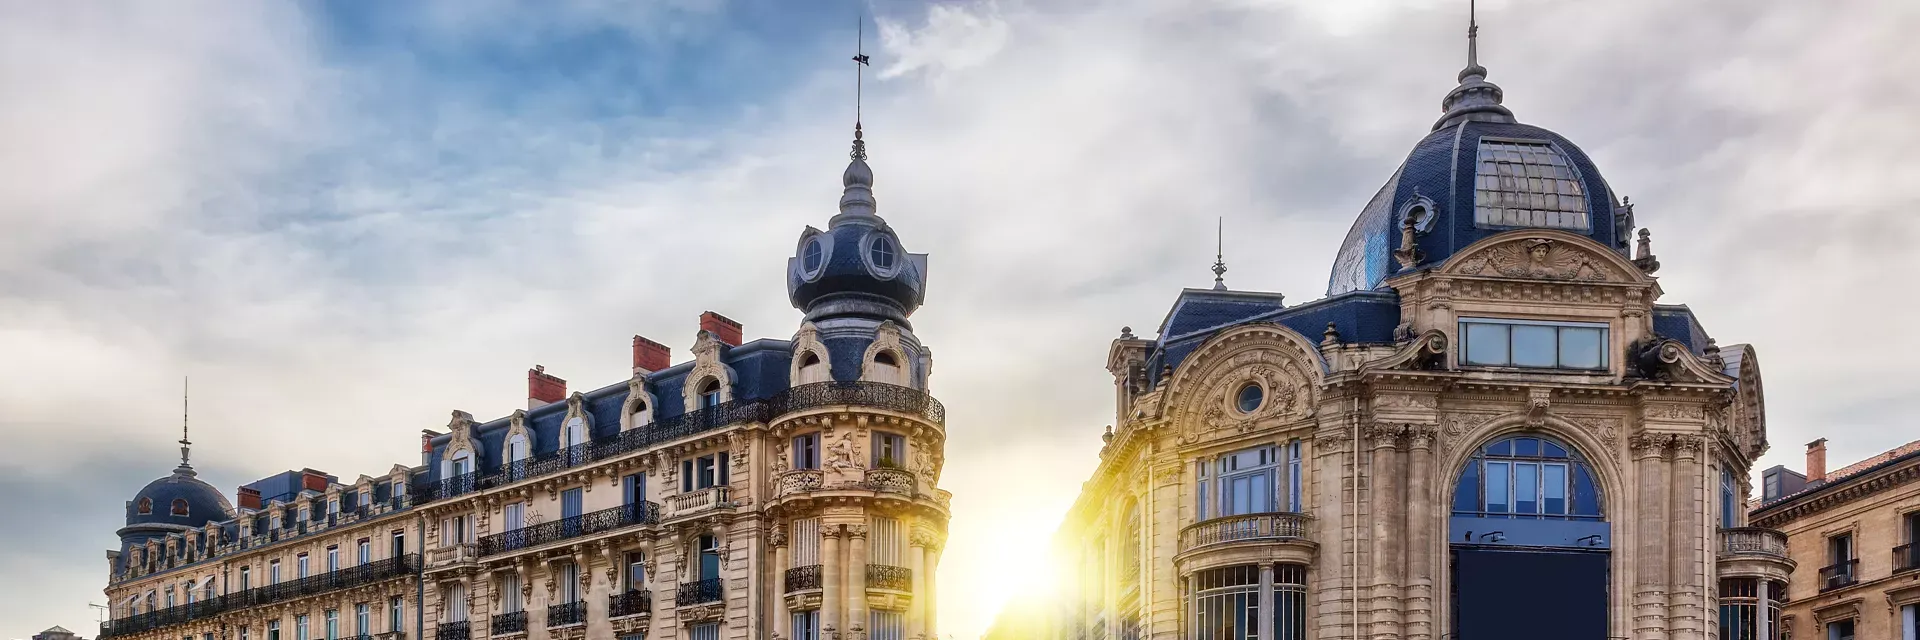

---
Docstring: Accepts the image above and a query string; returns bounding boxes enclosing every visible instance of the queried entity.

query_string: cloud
[1,0,1917,638]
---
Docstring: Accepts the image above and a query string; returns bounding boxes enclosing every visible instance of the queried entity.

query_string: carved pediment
[790,322,829,383]
[683,330,737,411]
[1162,324,1323,447]
[446,410,479,459]
[1359,329,1448,373]
[1443,231,1643,284]
[1627,338,1735,385]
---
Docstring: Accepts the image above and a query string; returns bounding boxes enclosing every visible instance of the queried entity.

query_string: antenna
[1211,217,1229,290]
[851,14,872,161]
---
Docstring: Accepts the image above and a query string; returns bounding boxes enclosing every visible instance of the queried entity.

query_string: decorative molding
[1447,234,1631,283]
[682,330,736,412]
[861,321,908,383]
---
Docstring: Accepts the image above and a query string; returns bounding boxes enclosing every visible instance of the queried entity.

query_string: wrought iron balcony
[863,468,915,495]
[609,591,652,618]
[411,381,945,505]
[435,622,470,640]
[1898,543,1920,574]
[1179,512,1311,554]
[1719,527,1790,559]
[867,564,912,591]
[666,487,729,517]
[477,502,659,556]
[100,555,420,638]
[1820,558,1859,591]
[545,602,585,628]
[785,565,823,593]
[675,578,724,606]
[489,612,525,636]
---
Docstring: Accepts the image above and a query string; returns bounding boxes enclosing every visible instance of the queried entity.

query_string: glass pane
[1251,471,1272,513]
[1573,467,1601,516]
[1486,438,1512,457]
[1543,441,1568,458]
[1512,324,1557,367]
[1543,464,1567,515]
[1515,463,1539,514]
[1464,323,1509,365]
[1454,462,1480,513]
[1514,437,1539,457]
[1560,327,1604,368]
[1485,462,1510,514]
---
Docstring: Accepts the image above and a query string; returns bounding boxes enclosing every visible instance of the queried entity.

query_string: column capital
[1629,433,1674,458]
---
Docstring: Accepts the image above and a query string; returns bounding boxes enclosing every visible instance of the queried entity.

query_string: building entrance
[1451,546,1608,640]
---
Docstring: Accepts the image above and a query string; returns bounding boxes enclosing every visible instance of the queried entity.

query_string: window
[871,432,906,469]
[138,498,153,515]
[1722,469,1738,529]
[297,553,309,579]
[1235,384,1263,413]
[802,238,825,275]
[355,604,370,636]
[1472,139,1589,229]
[391,531,405,559]
[622,474,645,506]
[327,546,339,572]
[791,610,820,640]
[689,623,719,640]
[267,620,280,640]
[502,572,522,613]
[324,610,338,640]
[240,626,249,640]
[797,351,828,384]
[870,350,904,385]
[299,506,310,523]
[700,380,722,408]
[447,582,468,622]
[1274,564,1308,640]
[558,563,580,603]
[869,235,896,270]
[682,453,729,492]
[793,433,821,470]
[1764,473,1781,501]
[1717,578,1785,640]
[625,552,646,592]
[240,566,251,590]
[270,514,282,530]
[296,615,309,640]
[1197,446,1281,520]
[869,516,904,567]
[869,610,905,640]
[327,498,339,516]
[629,400,651,426]
[269,560,281,584]
[1286,440,1303,511]
[504,503,524,533]
[203,580,214,601]
[1825,533,1857,589]
[792,518,821,568]
[1190,565,1259,640]
[696,535,721,581]
[389,597,403,634]
[1453,435,1602,519]
[358,539,371,565]
[1827,618,1855,640]
[1459,318,1608,370]
[171,499,190,516]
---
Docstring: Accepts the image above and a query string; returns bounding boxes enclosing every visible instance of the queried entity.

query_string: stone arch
[1435,413,1625,510]
[1161,323,1325,446]
[682,329,736,412]
[620,379,659,431]
[861,321,911,387]
[1441,228,1649,285]
[790,323,831,386]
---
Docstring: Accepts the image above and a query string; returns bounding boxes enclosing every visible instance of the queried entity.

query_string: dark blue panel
[824,336,872,382]
[589,390,627,439]
[1163,299,1289,339]
[1651,305,1711,354]
[1453,548,1608,640]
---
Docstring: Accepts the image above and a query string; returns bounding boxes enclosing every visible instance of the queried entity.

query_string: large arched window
[1452,434,1602,520]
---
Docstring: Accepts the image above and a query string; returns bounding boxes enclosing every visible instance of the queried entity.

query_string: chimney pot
[300,469,330,493]
[237,486,263,510]
[700,312,744,347]
[527,366,568,408]
[1807,438,1829,483]
[633,335,671,375]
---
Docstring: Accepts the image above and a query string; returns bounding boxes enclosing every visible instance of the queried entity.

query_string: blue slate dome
[787,126,929,326]
[124,468,233,531]
[1327,31,1632,295]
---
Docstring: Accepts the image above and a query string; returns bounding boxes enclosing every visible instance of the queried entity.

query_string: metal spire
[1434,0,1511,129]
[1211,217,1229,290]
[175,376,194,475]
[851,15,871,161]
[1465,0,1482,77]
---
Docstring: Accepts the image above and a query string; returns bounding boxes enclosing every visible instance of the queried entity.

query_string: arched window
[699,380,722,408]
[631,399,651,425]
[171,499,189,517]
[870,350,903,385]
[1452,434,1603,520]
[137,497,153,515]
[797,351,829,384]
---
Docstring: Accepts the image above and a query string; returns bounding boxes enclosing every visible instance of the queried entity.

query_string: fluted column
[1632,434,1672,640]
[1403,427,1436,640]
[1368,426,1403,640]
[908,530,928,640]
[848,524,870,638]
[1669,436,1704,640]
[821,527,843,638]
[771,524,791,636]
[925,537,940,637]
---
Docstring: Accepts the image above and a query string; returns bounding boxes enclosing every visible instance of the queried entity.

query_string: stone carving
[1180,350,1314,445]
[682,330,734,412]
[1453,237,1617,282]
[446,410,478,461]
[1647,404,1706,421]
[862,321,908,382]
[1526,388,1553,427]
[826,431,862,473]
[1629,433,1675,455]
[772,440,790,474]
[1566,416,1622,465]
[790,322,829,384]
[1441,413,1499,451]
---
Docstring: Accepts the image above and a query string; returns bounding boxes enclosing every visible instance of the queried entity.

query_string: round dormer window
[802,237,826,276]
[1235,383,1264,414]
[869,235,896,271]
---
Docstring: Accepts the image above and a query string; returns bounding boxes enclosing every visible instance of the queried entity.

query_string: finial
[1322,322,1341,346]
[175,376,194,475]
[833,15,880,227]
[1102,425,1114,445]
[1211,217,1229,290]
[1392,214,1424,271]
[1462,0,1485,80]
[851,14,871,162]
[1434,0,1513,130]
[1633,228,1661,274]
[1119,326,1135,340]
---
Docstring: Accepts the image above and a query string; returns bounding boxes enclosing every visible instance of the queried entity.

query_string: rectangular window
[622,473,645,505]
[625,552,646,592]
[504,503,524,532]
[559,563,580,603]
[869,516,903,566]
[502,572,522,613]
[388,597,403,634]
[270,560,281,584]
[1831,534,1854,563]
[445,583,466,622]
[790,610,820,640]
[1190,565,1260,640]
[271,514,282,530]
[391,531,405,559]
[1196,459,1211,521]
[355,604,369,636]
[358,539,371,565]
[1286,440,1302,512]
[869,610,906,640]
[1514,463,1539,514]
[687,454,728,490]
[871,432,906,468]
[1485,461,1511,514]
[296,615,308,640]
[240,627,249,640]
[324,610,337,640]
[1828,618,1855,640]
[299,506,310,523]
[1202,446,1280,518]
[327,546,339,572]
[267,621,279,640]
[682,459,695,493]
[689,623,719,640]
[793,433,821,470]
[297,554,309,578]
[1458,318,1609,370]
[792,518,821,567]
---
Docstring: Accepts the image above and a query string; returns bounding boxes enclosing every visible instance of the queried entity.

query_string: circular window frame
[797,232,832,282]
[1399,196,1439,234]
[1230,381,1266,416]
[861,231,901,278]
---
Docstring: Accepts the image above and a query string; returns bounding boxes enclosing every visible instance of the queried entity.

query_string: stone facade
[1753,440,1920,640]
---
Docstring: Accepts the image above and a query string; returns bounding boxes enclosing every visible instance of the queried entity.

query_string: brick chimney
[237,486,263,510]
[528,365,567,408]
[300,469,330,493]
[700,312,743,346]
[1807,438,1829,483]
[633,335,671,375]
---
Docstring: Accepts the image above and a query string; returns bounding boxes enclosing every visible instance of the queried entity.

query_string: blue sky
[3,1,1919,638]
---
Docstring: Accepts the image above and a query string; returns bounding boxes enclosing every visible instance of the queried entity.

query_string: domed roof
[787,126,929,326]
[124,466,233,532]
[1327,28,1630,295]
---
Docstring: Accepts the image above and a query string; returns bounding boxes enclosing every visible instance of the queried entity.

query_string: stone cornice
[1753,457,1920,528]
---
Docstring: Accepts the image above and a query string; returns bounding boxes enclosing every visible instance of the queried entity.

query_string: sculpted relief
[1173,338,1319,446]
[1450,237,1624,283]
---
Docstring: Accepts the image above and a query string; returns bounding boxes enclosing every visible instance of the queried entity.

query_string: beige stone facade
[1753,439,1920,640]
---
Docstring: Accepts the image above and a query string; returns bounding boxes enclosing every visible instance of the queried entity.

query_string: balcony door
[697,535,721,581]
[561,488,583,537]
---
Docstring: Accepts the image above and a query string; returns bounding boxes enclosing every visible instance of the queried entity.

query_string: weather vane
[851,14,871,161]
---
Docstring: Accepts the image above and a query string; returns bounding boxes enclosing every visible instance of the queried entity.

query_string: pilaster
[1632,433,1672,640]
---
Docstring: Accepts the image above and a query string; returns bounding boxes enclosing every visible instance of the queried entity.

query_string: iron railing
[863,468,916,495]
[608,591,651,618]
[867,564,912,591]
[1719,527,1790,559]
[1178,512,1312,553]
[100,555,420,638]
[785,565,823,593]
[1898,544,1920,574]
[1820,559,1859,591]
[488,612,525,636]
[412,382,945,504]
[118,498,408,584]
[435,622,470,640]
[545,602,585,628]
[477,502,660,556]
[675,578,724,606]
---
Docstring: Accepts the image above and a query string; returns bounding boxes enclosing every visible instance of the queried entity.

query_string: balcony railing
[412,381,945,505]
[100,555,420,638]
[1898,543,1920,574]
[1719,527,1790,559]
[785,565,823,593]
[476,502,660,557]
[118,498,409,584]
[863,468,915,495]
[867,564,912,591]
[667,487,729,517]
[436,622,470,640]
[675,578,724,606]
[776,469,824,497]
[1820,559,1859,591]
[545,601,585,628]
[609,591,652,618]
[489,612,525,636]
[1178,512,1311,554]
[426,544,479,570]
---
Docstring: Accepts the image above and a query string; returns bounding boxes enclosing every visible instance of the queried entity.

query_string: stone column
[908,530,928,640]
[925,538,940,637]
[821,526,842,638]
[848,524,870,638]
[1403,427,1436,640]
[771,523,791,636]
[1368,426,1403,640]
[1631,434,1672,640]
[1258,563,1276,640]
[1669,436,1704,640]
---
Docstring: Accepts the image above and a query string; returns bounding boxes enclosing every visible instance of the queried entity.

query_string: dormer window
[137,497,153,515]
[171,499,189,517]
[1458,318,1607,371]
[802,238,825,275]
[869,235,896,271]
[797,350,829,385]
[699,380,722,408]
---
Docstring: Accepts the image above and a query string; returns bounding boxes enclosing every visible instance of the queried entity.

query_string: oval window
[1236,383,1263,413]
[802,238,825,274]
[870,236,896,270]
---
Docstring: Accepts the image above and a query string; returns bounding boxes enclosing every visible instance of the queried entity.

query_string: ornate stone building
[988,21,1785,640]
[1752,438,1920,640]
[100,126,950,640]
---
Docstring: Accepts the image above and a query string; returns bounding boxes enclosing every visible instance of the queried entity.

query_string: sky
[1,0,1917,638]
